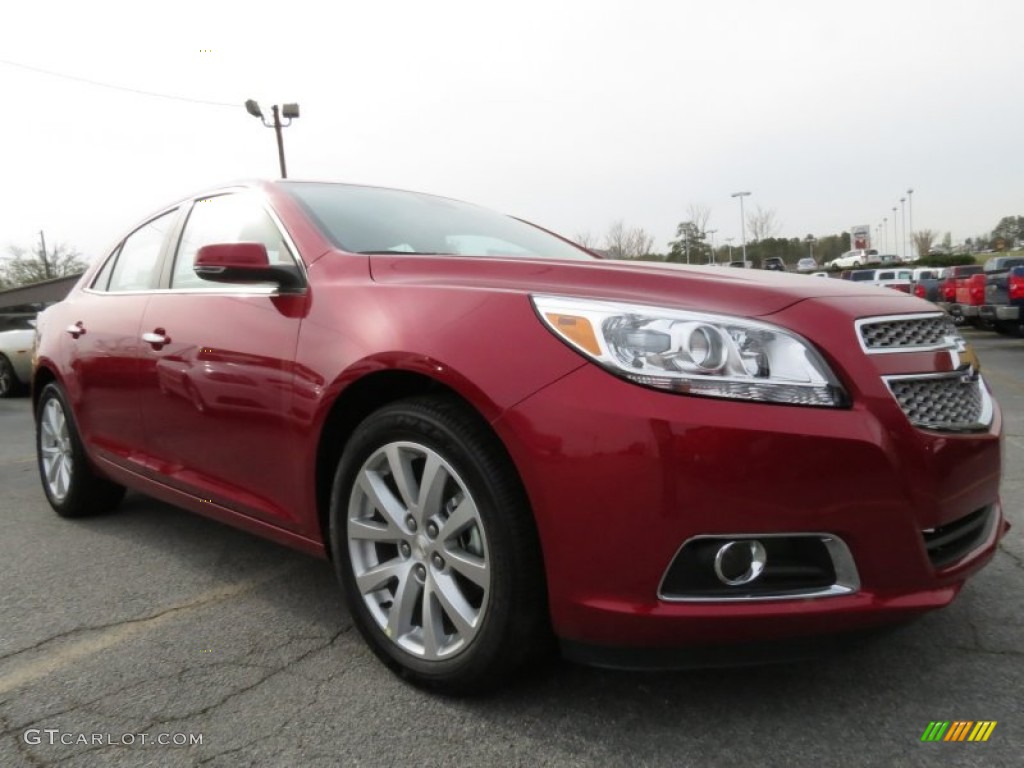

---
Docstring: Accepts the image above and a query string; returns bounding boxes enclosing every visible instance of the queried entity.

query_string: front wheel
[36,382,126,517]
[329,396,550,694]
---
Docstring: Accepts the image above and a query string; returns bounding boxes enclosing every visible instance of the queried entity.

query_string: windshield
[282,182,594,261]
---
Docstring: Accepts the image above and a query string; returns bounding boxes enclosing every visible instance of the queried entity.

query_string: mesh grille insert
[859,314,957,351]
[885,373,987,431]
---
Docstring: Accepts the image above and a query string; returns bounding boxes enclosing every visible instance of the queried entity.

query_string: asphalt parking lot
[1,328,1021,768]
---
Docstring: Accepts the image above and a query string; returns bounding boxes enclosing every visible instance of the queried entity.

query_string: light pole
[725,237,734,261]
[731,191,751,264]
[892,206,899,258]
[706,229,717,264]
[805,235,815,263]
[900,197,907,262]
[245,99,300,178]
[883,217,888,252]
[906,188,914,258]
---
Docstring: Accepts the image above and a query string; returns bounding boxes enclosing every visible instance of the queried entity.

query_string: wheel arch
[32,363,59,410]
[313,368,517,559]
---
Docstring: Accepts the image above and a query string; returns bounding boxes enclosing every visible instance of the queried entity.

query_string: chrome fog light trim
[658,533,860,602]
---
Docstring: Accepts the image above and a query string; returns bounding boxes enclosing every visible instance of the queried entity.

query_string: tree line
[1,241,87,290]
[580,210,1023,266]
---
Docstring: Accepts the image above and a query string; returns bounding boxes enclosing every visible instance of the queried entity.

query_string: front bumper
[494,355,1003,657]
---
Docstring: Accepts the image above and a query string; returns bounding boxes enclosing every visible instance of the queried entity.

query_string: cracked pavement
[0,328,1021,767]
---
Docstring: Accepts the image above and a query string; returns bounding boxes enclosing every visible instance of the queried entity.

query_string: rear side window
[91,248,119,291]
[107,210,177,292]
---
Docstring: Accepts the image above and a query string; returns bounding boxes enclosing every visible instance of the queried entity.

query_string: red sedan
[33,181,1005,693]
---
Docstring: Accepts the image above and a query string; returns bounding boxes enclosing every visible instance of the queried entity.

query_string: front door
[137,193,308,529]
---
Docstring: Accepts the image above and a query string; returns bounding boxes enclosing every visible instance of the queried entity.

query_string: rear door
[63,208,180,467]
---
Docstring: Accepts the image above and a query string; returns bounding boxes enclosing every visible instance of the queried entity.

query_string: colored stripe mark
[945,721,972,741]
[922,721,997,742]
[968,722,997,742]
[921,722,949,741]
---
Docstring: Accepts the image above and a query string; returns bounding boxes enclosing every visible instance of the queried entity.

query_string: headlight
[532,295,847,407]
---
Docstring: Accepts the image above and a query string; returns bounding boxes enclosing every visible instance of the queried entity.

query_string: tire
[329,395,550,695]
[0,355,21,398]
[994,320,1023,338]
[35,382,126,518]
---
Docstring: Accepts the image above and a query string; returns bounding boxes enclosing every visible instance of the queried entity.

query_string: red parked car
[33,181,1006,693]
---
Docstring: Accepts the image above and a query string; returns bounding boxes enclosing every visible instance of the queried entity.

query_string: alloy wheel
[347,441,491,661]
[40,398,73,502]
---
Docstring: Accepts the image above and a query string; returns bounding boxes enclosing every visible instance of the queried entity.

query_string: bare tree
[747,205,781,242]
[913,229,938,257]
[575,231,600,250]
[604,220,656,260]
[686,204,712,236]
[2,243,88,287]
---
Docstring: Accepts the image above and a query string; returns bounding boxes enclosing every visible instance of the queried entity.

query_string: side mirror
[194,243,303,293]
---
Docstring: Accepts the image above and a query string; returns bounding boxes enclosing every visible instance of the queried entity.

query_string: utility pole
[39,230,51,279]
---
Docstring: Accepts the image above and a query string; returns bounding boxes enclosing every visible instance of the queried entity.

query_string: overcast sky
[2,0,1021,262]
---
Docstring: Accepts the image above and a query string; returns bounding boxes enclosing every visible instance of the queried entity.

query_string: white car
[0,316,36,397]
[827,249,878,269]
[796,257,818,272]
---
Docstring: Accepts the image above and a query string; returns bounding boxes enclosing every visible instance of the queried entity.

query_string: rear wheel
[36,382,126,517]
[994,320,1023,337]
[329,396,550,694]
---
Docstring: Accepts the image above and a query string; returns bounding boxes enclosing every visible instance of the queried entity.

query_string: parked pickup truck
[911,268,945,302]
[847,268,913,292]
[954,273,989,327]
[937,264,984,323]
[980,259,1024,335]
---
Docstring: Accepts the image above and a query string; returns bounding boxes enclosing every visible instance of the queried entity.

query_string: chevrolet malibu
[33,181,1006,693]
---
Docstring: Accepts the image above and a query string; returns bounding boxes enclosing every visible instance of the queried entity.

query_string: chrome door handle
[65,322,86,339]
[142,330,171,348]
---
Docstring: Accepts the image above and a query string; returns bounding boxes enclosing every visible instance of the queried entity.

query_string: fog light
[713,540,767,586]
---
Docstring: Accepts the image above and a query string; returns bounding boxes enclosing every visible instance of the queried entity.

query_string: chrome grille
[884,373,992,431]
[857,313,957,353]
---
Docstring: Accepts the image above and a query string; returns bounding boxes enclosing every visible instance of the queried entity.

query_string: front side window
[107,210,177,292]
[171,194,295,290]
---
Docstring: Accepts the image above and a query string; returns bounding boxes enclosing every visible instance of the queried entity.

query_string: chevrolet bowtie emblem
[946,335,981,375]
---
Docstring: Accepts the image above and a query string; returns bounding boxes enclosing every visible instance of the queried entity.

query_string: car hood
[368,255,923,317]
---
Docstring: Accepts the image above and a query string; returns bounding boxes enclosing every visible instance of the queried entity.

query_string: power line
[0,57,239,109]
